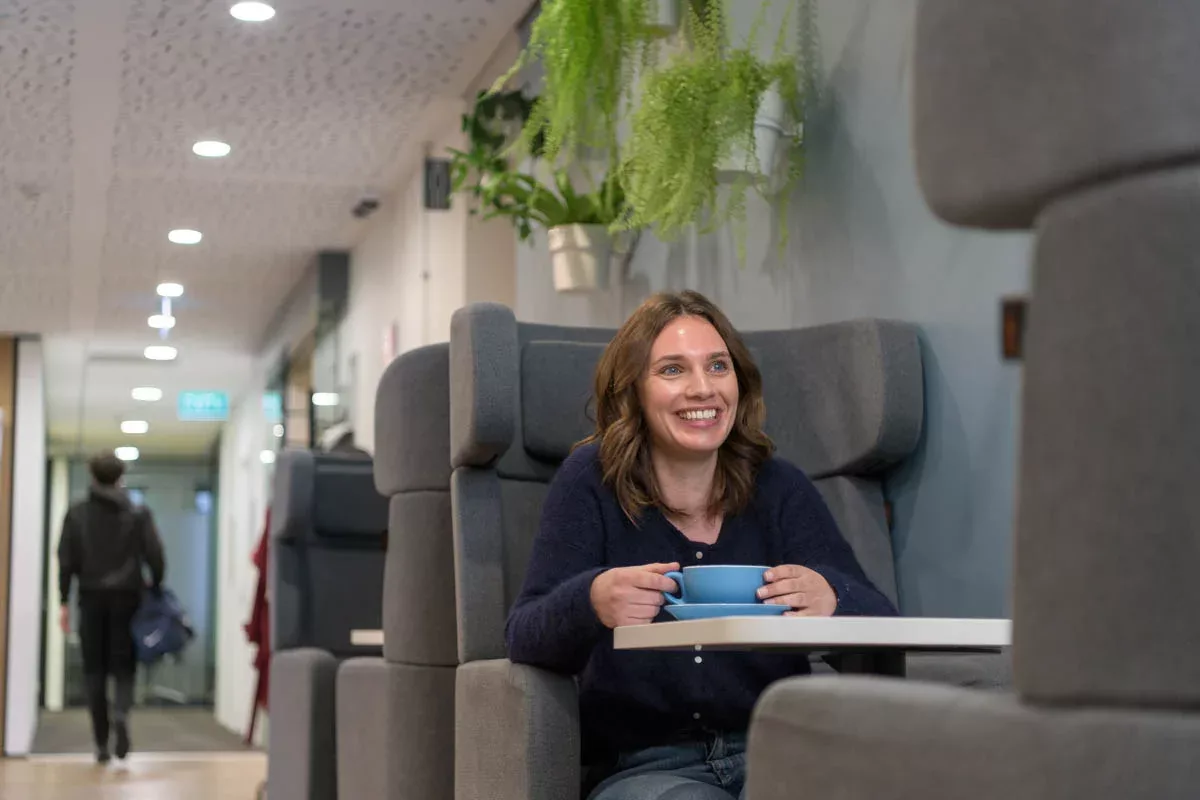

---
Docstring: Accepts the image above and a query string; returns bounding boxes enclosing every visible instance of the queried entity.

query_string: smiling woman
[505,290,896,800]
[580,290,771,524]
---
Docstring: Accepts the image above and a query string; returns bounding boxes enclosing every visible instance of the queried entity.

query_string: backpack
[130,586,194,665]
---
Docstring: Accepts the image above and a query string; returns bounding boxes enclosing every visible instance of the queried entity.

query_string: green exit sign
[177,391,229,421]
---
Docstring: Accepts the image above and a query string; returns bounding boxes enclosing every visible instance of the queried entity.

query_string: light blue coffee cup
[662,565,769,606]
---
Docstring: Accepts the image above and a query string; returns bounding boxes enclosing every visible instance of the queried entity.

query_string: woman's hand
[590,562,680,628]
[758,565,837,616]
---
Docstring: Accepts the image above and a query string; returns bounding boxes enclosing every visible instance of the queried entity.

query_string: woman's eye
[710,360,730,373]
[660,365,681,376]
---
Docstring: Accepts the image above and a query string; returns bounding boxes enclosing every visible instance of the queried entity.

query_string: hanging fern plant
[620,0,804,249]
[497,0,666,161]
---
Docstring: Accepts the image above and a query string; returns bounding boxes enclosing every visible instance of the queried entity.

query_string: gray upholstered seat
[448,302,935,800]
[746,3,1200,798]
[334,343,457,800]
[267,449,389,800]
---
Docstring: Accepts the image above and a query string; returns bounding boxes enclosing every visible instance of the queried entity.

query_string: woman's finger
[758,578,803,600]
[766,591,808,609]
[627,589,667,607]
[764,564,805,582]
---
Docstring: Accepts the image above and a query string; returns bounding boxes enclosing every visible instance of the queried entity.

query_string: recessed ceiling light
[311,392,339,407]
[115,446,140,462]
[273,424,284,438]
[121,420,150,435]
[260,450,277,464]
[168,229,202,245]
[131,387,163,402]
[156,282,184,298]
[148,314,176,330]
[192,140,232,158]
[144,345,177,361]
[230,2,275,22]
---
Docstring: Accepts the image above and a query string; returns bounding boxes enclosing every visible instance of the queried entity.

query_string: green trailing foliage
[496,0,663,161]
[464,0,810,258]
[621,1,804,250]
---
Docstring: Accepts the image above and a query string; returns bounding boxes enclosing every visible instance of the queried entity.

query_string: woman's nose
[686,371,714,397]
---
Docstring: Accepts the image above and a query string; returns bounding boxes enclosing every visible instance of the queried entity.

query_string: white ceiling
[0,0,531,458]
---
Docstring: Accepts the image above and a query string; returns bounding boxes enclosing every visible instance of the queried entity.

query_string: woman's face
[638,315,739,461]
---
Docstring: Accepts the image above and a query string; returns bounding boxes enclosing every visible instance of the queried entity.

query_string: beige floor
[0,753,266,799]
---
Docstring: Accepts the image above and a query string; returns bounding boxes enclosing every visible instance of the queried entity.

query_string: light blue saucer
[663,603,788,621]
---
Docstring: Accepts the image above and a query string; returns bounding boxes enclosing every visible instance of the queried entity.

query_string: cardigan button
[695,551,704,560]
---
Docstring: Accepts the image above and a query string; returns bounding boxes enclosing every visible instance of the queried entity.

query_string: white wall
[42,457,70,712]
[210,29,525,736]
[213,266,316,737]
[5,338,46,755]
[513,0,1029,618]
[214,385,273,739]
[341,34,521,453]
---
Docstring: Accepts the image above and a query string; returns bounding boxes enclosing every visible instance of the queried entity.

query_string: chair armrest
[268,648,338,800]
[747,675,1200,800]
[455,658,581,800]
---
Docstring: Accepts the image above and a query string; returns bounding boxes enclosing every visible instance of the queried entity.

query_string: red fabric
[244,508,271,710]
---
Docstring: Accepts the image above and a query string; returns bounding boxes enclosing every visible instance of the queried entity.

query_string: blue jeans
[586,732,747,800]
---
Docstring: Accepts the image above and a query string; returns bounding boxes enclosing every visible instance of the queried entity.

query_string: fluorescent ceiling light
[156,282,184,298]
[121,420,149,435]
[168,229,202,245]
[144,345,177,361]
[230,2,275,22]
[131,387,163,402]
[311,392,339,407]
[192,140,232,158]
[260,450,277,464]
[115,446,140,462]
[148,314,176,330]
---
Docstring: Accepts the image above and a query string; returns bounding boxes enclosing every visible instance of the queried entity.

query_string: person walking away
[57,451,166,763]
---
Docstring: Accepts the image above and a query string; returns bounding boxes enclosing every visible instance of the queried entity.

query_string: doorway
[34,458,248,754]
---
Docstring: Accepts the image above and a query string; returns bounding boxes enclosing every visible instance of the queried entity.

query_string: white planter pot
[548,224,613,293]
[647,0,680,36]
[716,86,786,184]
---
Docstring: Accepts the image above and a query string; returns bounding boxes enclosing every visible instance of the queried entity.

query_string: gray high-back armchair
[334,343,457,800]
[268,448,389,800]
[746,2,1200,798]
[448,303,928,800]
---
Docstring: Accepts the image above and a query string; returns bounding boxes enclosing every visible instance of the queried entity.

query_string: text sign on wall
[178,391,229,421]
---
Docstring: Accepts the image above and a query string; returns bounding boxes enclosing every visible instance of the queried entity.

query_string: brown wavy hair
[578,290,774,523]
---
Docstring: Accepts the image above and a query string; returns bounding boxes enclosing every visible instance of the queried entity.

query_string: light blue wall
[513,0,1029,617]
[785,0,1029,617]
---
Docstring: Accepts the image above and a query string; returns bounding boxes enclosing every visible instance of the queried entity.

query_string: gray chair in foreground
[334,343,456,800]
[268,449,389,800]
[746,3,1200,798]
[448,303,938,800]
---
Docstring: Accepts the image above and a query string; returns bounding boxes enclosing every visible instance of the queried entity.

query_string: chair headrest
[745,320,923,477]
[270,449,388,541]
[449,303,614,473]
[373,343,452,496]
[520,341,605,462]
[448,304,923,479]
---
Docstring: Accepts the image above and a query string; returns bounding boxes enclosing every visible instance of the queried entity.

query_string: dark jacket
[506,443,896,759]
[58,484,166,604]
